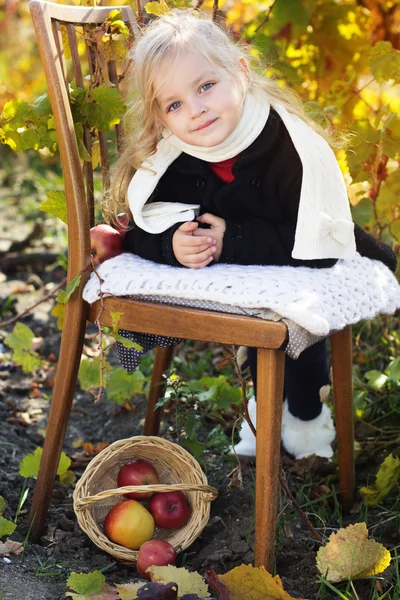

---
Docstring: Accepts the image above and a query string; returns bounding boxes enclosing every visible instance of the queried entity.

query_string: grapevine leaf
[219,564,305,599]
[0,517,16,539]
[66,570,105,595]
[87,86,126,131]
[360,454,400,506]
[75,122,92,162]
[137,581,178,599]
[116,582,143,600]
[144,0,170,16]
[40,190,68,224]
[385,358,400,381]
[1,98,32,128]
[19,447,71,478]
[149,566,210,598]
[116,335,143,350]
[316,523,391,582]
[5,322,35,352]
[0,540,24,556]
[78,356,102,391]
[56,273,82,304]
[12,349,43,373]
[369,41,400,83]
[32,93,52,118]
[107,368,144,404]
[51,302,65,330]
[59,470,77,487]
[381,114,400,159]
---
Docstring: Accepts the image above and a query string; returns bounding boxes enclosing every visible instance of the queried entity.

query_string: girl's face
[155,53,247,147]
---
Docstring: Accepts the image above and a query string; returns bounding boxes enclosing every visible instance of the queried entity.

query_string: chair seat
[84,252,400,338]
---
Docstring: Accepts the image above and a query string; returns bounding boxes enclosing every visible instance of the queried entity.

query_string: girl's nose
[188,98,207,118]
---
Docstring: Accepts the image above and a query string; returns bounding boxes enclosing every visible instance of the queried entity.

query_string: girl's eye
[200,82,214,93]
[167,101,182,113]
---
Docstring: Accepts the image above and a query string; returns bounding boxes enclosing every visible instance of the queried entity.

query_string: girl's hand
[194,213,226,261]
[172,221,217,269]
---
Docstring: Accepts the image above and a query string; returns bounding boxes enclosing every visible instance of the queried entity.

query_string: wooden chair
[28,0,355,571]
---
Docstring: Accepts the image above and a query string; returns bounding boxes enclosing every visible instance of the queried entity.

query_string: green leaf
[12,349,43,374]
[19,447,71,478]
[364,370,388,390]
[346,120,379,183]
[40,190,68,224]
[360,454,400,506]
[79,356,102,391]
[381,114,400,159]
[144,0,170,16]
[107,368,144,404]
[181,437,204,459]
[369,41,400,83]
[51,303,65,330]
[115,335,142,351]
[197,375,242,410]
[74,122,92,162]
[1,98,32,128]
[87,86,126,132]
[385,358,400,382]
[56,273,82,304]
[5,322,35,352]
[0,497,6,516]
[67,570,105,596]
[351,198,374,228]
[0,517,16,539]
[32,93,52,118]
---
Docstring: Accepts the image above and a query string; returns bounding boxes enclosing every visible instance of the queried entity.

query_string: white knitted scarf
[128,90,357,259]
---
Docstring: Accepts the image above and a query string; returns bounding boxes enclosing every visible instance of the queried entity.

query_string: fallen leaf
[149,566,210,598]
[360,453,400,506]
[137,582,178,599]
[219,564,306,600]
[0,540,24,555]
[316,523,391,583]
[226,465,243,492]
[204,568,230,599]
[116,582,143,600]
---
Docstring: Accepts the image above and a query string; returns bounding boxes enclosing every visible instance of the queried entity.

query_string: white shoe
[231,394,335,460]
[230,395,256,458]
[281,399,335,459]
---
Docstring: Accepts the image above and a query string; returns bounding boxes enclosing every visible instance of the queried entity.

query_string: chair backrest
[29,0,136,282]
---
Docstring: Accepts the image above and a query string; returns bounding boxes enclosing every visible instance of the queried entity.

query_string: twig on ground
[0,277,67,328]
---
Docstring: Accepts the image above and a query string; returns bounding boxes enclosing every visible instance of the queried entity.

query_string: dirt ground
[0,192,398,599]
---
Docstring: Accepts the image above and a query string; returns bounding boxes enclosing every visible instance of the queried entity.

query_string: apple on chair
[90,213,130,265]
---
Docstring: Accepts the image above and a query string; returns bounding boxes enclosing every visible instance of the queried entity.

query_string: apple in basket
[104,499,155,550]
[137,540,177,580]
[118,459,160,500]
[148,491,192,529]
[90,224,124,265]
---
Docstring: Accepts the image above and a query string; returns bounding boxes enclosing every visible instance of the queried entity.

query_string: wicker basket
[73,436,218,562]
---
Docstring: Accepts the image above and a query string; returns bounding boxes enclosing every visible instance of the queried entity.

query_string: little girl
[107,10,396,459]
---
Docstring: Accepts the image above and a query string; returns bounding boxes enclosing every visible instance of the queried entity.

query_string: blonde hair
[106,9,339,223]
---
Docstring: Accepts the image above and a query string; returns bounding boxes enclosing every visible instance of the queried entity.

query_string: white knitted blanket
[83,253,400,337]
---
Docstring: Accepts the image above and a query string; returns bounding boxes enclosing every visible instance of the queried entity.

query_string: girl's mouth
[195,118,217,131]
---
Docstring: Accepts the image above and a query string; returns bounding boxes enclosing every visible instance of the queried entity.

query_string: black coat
[124,110,397,273]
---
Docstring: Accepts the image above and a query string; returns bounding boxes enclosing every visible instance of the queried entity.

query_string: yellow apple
[104,499,155,549]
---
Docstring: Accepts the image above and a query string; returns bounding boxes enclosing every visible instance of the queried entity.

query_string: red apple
[137,540,177,579]
[90,224,123,265]
[118,459,160,500]
[148,491,192,529]
[103,499,154,550]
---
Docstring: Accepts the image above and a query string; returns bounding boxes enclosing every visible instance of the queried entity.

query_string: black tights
[247,339,329,421]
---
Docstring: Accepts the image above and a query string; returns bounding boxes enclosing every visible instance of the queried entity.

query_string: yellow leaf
[116,582,143,600]
[59,470,77,486]
[360,453,400,506]
[149,565,210,598]
[316,523,391,583]
[144,0,170,16]
[219,564,307,600]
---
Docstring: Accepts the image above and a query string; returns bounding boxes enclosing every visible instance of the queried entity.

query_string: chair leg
[330,326,355,514]
[255,348,285,571]
[144,345,174,436]
[29,300,88,542]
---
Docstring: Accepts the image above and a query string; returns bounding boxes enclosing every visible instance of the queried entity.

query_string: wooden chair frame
[28,0,355,571]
